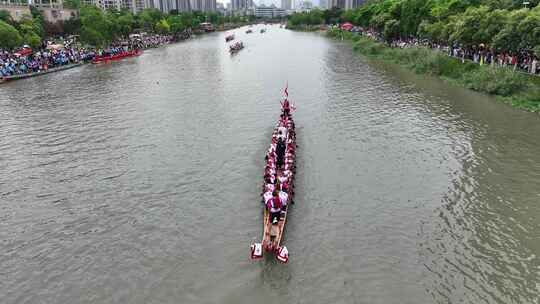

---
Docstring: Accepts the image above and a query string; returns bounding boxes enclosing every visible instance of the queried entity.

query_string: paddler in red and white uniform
[278,170,290,185]
[267,191,284,224]
[263,188,273,205]
[279,186,289,207]
[282,98,291,116]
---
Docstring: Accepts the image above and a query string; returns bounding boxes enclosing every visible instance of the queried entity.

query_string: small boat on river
[251,91,295,263]
[225,34,235,42]
[92,49,142,64]
[246,29,253,34]
[260,29,266,33]
[229,42,244,54]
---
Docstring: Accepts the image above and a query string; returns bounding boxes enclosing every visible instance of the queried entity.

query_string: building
[81,0,121,10]
[297,0,312,10]
[0,2,31,21]
[39,6,78,21]
[188,0,214,11]
[344,0,363,9]
[318,0,327,9]
[81,0,124,10]
[327,0,344,9]
[3,0,78,22]
[280,0,291,10]
[82,0,194,13]
[231,0,252,10]
[254,4,285,18]
[121,0,146,13]
[152,0,174,12]
[327,0,363,9]
[176,0,191,11]
[204,0,215,11]
[142,0,199,12]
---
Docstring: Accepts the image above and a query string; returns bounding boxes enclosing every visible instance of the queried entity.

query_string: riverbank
[285,24,323,32]
[327,29,540,113]
[1,31,198,84]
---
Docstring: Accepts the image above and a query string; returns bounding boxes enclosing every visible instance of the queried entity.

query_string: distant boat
[200,22,215,32]
[260,29,266,33]
[246,29,253,34]
[225,34,235,42]
[229,41,244,54]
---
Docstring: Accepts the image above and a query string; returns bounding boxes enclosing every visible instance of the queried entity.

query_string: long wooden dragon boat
[251,92,295,263]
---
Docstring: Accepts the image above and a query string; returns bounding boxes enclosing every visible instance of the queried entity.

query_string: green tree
[167,15,186,34]
[23,31,41,48]
[29,6,45,36]
[398,0,433,37]
[80,5,111,46]
[418,20,448,41]
[0,10,13,24]
[370,12,391,32]
[18,15,44,38]
[138,8,163,31]
[155,19,170,34]
[492,9,529,52]
[81,26,104,46]
[63,17,81,35]
[0,20,22,49]
[323,6,343,24]
[517,9,540,50]
[448,6,491,46]
[117,13,134,37]
[63,0,81,9]
[383,19,400,41]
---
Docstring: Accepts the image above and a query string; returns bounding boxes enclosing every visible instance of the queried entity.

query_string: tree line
[289,1,540,55]
[0,6,249,49]
[0,7,46,49]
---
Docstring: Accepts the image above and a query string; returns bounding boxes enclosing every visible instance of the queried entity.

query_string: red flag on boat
[284,86,288,97]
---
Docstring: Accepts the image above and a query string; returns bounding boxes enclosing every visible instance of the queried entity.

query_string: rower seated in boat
[278,172,289,185]
[264,176,275,191]
[279,186,289,210]
[267,191,284,224]
[276,137,286,168]
[263,189,273,205]
[282,98,291,116]
[277,127,288,141]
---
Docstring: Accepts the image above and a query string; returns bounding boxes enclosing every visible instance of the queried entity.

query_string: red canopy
[14,48,33,57]
[340,23,354,31]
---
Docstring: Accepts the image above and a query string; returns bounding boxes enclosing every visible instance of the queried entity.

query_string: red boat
[92,49,142,64]
[251,91,296,263]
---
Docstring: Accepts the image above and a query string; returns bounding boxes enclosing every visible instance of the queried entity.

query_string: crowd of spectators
[390,38,539,75]
[0,46,93,77]
[347,26,540,76]
[0,34,178,78]
[138,35,175,48]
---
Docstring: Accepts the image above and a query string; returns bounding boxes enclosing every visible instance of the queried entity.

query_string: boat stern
[276,246,289,263]
[250,242,263,259]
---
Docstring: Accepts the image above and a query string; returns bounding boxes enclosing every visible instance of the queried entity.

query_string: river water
[1,26,539,304]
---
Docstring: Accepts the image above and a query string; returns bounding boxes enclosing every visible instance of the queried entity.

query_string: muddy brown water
[1,26,539,304]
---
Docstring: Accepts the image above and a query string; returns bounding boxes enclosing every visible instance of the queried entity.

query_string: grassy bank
[327,29,540,112]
